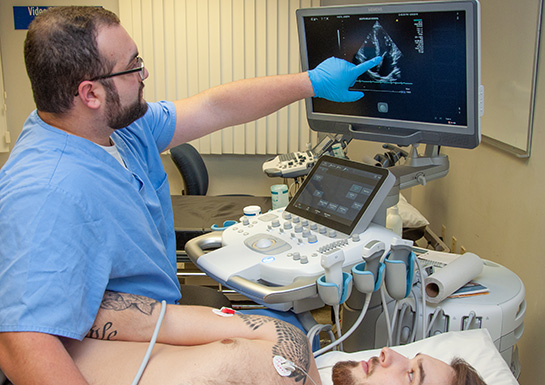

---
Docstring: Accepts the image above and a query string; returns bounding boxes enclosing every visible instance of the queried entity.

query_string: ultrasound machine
[185,0,525,373]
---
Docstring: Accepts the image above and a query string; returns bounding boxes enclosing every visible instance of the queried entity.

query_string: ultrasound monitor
[297,0,482,149]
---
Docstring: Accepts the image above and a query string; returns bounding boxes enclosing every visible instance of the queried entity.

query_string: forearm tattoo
[99,291,158,315]
[239,314,311,384]
[87,291,158,340]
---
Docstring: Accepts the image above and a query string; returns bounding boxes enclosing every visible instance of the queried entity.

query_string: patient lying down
[64,292,485,385]
[66,328,486,385]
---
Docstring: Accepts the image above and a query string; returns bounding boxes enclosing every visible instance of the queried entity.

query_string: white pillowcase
[398,194,430,229]
[315,329,518,385]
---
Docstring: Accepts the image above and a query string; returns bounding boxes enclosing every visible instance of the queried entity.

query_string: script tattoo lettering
[239,314,311,384]
[87,321,117,340]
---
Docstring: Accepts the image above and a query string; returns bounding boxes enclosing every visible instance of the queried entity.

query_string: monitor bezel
[296,0,481,149]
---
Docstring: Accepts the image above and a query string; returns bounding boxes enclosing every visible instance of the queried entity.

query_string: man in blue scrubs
[0,6,381,384]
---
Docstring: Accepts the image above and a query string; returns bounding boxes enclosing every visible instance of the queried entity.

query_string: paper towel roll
[424,252,483,304]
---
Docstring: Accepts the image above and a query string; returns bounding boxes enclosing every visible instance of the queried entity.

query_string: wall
[0,0,120,166]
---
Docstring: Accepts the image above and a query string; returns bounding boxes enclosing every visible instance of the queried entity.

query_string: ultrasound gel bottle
[386,205,403,237]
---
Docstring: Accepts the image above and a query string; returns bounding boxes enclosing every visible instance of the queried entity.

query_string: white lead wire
[131,300,167,385]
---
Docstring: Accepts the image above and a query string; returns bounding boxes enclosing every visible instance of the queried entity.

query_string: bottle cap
[243,205,261,216]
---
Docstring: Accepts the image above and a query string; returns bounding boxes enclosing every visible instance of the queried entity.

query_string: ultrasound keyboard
[186,156,399,312]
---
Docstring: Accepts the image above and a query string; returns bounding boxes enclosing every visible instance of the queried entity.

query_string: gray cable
[313,292,372,357]
[131,300,167,385]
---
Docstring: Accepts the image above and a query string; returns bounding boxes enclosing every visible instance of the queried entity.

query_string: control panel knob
[271,219,280,227]
[308,234,318,243]
[294,224,303,233]
[328,229,337,238]
[283,222,292,230]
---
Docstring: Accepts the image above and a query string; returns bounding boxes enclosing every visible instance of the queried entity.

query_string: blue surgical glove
[308,56,383,102]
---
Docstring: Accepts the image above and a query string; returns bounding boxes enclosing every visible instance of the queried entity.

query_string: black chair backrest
[170,143,209,195]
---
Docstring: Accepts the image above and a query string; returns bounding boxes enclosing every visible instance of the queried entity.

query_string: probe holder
[384,250,416,300]
[317,272,353,306]
[352,260,385,293]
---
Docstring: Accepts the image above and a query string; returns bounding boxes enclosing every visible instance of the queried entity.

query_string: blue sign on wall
[13,6,52,30]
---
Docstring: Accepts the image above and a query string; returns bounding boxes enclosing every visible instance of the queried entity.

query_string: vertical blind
[119,0,319,155]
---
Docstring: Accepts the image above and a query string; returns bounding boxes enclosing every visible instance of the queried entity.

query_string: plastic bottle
[386,205,403,237]
[271,184,289,209]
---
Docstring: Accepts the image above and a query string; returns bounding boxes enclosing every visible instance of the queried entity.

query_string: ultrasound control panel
[190,156,399,311]
[196,207,399,311]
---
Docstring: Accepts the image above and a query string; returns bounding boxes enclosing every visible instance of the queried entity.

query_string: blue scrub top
[0,101,181,340]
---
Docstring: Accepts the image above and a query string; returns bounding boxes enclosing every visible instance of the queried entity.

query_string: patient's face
[332,347,455,385]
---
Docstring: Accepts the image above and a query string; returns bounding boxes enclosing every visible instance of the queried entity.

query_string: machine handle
[227,275,318,304]
[184,231,224,261]
[184,232,319,304]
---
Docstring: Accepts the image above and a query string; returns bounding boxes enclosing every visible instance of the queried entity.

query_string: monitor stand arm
[372,144,449,227]
[390,144,449,190]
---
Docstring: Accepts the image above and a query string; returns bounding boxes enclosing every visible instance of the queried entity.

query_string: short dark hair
[24,6,120,113]
[450,357,488,385]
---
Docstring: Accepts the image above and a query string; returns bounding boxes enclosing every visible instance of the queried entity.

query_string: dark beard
[332,361,360,385]
[103,81,148,130]
[331,357,380,385]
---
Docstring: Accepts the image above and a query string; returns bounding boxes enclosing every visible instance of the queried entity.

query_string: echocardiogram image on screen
[354,20,403,84]
[303,10,467,126]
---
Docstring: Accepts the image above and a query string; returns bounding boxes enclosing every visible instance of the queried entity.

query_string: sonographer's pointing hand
[307,56,382,102]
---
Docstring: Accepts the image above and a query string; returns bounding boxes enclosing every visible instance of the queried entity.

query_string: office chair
[169,142,269,245]
[169,144,234,307]
[170,142,255,197]
[170,143,209,195]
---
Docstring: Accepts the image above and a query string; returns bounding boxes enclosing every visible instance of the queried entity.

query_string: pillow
[315,329,518,385]
[398,194,430,229]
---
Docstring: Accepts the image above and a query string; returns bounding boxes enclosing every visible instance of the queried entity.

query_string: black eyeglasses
[90,57,145,81]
